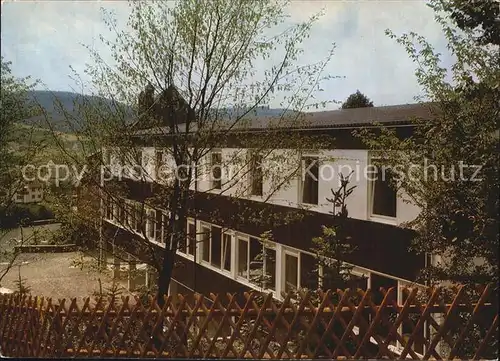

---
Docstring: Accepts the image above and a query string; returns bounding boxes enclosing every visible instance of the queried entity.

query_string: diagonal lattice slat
[0,284,497,360]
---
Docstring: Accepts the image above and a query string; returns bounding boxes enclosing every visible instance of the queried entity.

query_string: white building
[100,87,434,302]
[12,182,44,204]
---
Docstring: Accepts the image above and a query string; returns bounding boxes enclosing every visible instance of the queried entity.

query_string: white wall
[104,145,422,227]
[13,185,44,204]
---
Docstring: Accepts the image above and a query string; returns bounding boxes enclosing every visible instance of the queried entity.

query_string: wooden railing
[0,285,497,359]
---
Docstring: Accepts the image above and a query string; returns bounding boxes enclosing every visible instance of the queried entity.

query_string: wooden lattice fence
[0,284,497,359]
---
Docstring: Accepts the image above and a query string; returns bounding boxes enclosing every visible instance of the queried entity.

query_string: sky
[1,0,454,110]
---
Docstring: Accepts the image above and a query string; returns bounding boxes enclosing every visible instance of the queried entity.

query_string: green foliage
[249,231,276,292]
[341,90,374,109]
[357,0,499,286]
[441,0,500,46]
[13,266,32,296]
[46,0,339,301]
[0,57,41,211]
[312,172,358,290]
[0,203,54,229]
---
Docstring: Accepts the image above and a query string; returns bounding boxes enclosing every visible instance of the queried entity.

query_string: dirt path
[0,252,133,300]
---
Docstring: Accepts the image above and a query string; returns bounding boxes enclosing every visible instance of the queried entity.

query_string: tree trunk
[156,181,189,306]
[154,182,189,352]
[157,248,176,306]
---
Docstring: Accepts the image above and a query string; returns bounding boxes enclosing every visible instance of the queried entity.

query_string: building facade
[12,181,44,204]
[100,94,434,300]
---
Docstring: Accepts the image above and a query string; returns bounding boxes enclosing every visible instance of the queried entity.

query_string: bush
[0,203,55,229]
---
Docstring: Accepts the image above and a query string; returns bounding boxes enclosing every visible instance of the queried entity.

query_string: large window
[284,253,299,293]
[263,246,276,290]
[249,238,262,283]
[210,226,222,268]
[237,237,262,284]
[301,156,319,205]
[155,210,163,243]
[135,203,144,233]
[146,209,155,240]
[211,151,222,190]
[155,149,164,180]
[117,202,124,225]
[249,150,263,196]
[128,202,136,230]
[187,221,196,256]
[237,237,249,278]
[222,233,232,272]
[300,253,318,290]
[370,165,397,218]
[162,212,170,245]
[105,196,113,220]
[201,225,211,263]
[134,149,142,178]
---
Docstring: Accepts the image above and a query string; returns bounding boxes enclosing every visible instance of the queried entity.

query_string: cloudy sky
[1,0,453,110]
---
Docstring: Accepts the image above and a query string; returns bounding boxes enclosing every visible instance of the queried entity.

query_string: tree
[311,172,358,291]
[0,58,40,213]
[357,0,499,287]
[45,0,338,304]
[0,58,43,287]
[442,0,500,46]
[341,90,374,109]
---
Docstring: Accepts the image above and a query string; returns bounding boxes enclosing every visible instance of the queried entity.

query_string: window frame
[199,223,212,264]
[282,249,300,294]
[210,150,222,190]
[183,219,196,259]
[299,155,319,205]
[155,148,164,181]
[248,149,263,197]
[262,244,276,291]
[146,208,156,241]
[368,157,398,221]
[210,225,222,269]
[221,231,232,273]
[236,235,250,281]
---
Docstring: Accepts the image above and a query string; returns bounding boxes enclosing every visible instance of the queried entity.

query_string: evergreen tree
[341,90,374,109]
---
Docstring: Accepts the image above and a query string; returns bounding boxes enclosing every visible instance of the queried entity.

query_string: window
[31,194,35,199]
[370,165,397,218]
[301,253,318,290]
[284,253,299,293]
[177,217,187,254]
[127,202,135,230]
[187,221,196,256]
[118,202,125,225]
[237,238,249,278]
[146,209,155,240]
[263,247,276,290]
[155,210,163,243]
[249,237,262,284]
[134,149,142,178]
[201,225,211,262]
[16,195,23,201]
[162,212,169,245]
[135,203,143,232]
[105,196,113,220]
[301,156,319,205]
[221,233,232,272]
[210,226,222,268]
[249,150,263,196]
[113,200,120,221]
[211,151,222,190]
[155,149,163,180]
[237,237,262,283]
